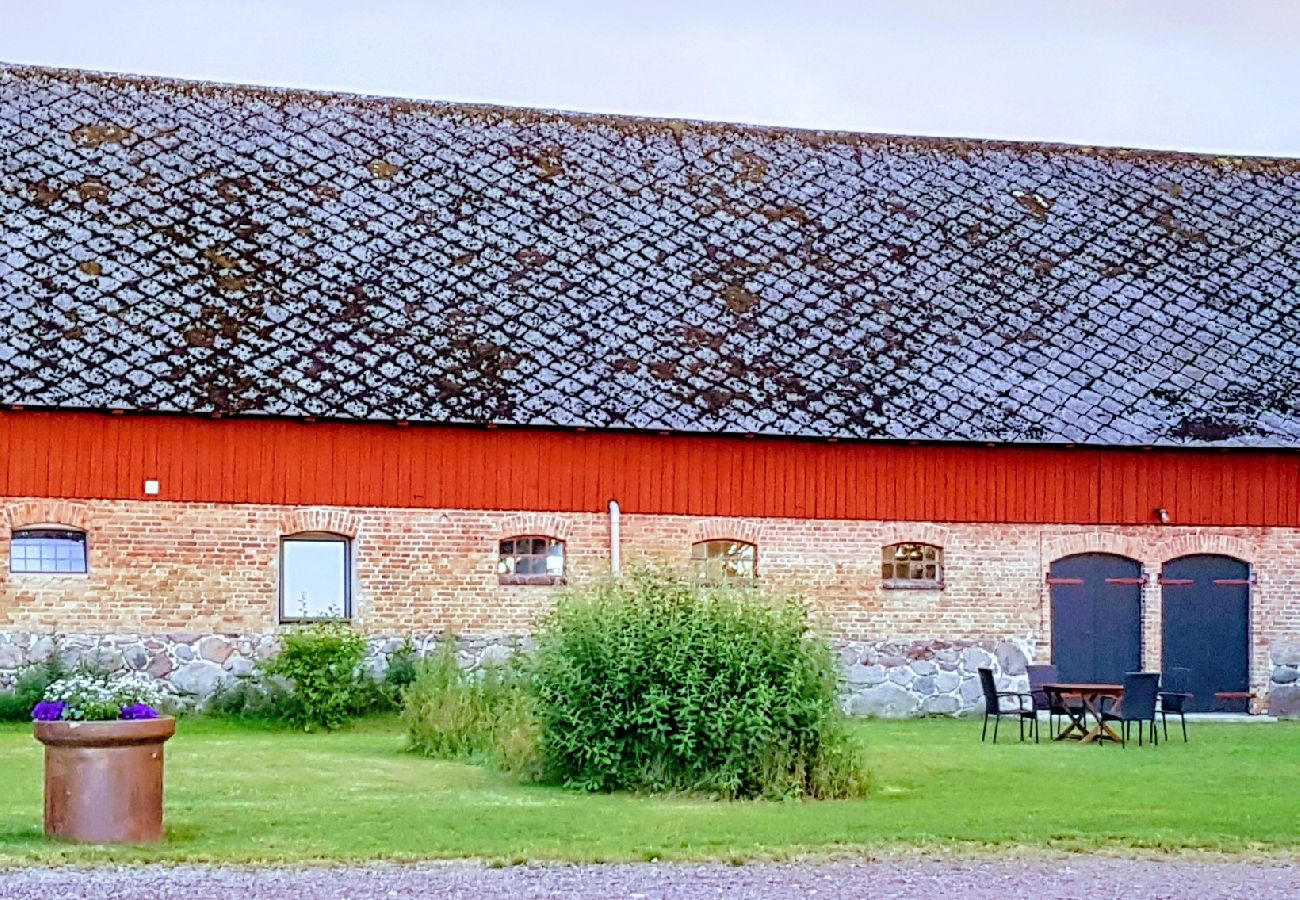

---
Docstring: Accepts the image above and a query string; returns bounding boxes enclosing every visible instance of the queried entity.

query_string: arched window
[280,532,351,621]
[882,542,943,588]
[498,536,565,585]
[692,539,757,584]
[10,526,88,574]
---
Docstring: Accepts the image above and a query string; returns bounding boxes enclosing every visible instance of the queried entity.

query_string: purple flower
[119,703,159,720]
[32,700,66,721]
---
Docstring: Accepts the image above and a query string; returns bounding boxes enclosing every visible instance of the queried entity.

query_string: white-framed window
[10,526,88,574]
[498,536,565,585]
[882,542,944,589]
[280,532,351,621]
[692,539,757,584]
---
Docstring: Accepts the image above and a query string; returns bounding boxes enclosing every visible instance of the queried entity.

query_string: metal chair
[1026,663,1084,738]
[978,667,1038,743]
[1158,667,1193,742]
[1101,672,1160,747]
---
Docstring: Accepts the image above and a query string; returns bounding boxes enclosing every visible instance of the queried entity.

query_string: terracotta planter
[34,716,176,844]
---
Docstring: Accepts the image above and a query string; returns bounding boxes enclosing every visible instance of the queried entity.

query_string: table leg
[1079,694,1122,744]
[1052,692,1088,741]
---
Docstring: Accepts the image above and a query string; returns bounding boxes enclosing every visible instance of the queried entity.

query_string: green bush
[207,633,422,726]
[205,674,298,722]
[259,622,369,730]
[402,638,538,775]
[0,653,66,722]
[384,638,419,692]
[530,572,870,799]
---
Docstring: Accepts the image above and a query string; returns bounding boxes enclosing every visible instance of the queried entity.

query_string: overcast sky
[4,1,1299,157]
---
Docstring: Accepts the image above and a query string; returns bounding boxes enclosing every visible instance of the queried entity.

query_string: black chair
[1158,666,1193,743]
[1026,663,1084,737]
[1101,672,1160,747]
[978,667,1038,743]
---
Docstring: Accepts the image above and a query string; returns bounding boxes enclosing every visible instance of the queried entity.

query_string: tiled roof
[2,64,1299,446]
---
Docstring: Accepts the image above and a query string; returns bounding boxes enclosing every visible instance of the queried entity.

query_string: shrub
[259,621,368,730]
[0,653,66,722]
[384,638,419,693]
[402,638,538,775]
[205,674,298,722]
[530,571,870,799]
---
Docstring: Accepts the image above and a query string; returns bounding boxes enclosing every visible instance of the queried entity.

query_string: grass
[0,716,1297,864]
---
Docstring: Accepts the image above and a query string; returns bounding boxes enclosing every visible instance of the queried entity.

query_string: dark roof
[2,64,1299,447]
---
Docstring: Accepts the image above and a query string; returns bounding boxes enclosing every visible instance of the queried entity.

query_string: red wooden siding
[2,411,1298,526]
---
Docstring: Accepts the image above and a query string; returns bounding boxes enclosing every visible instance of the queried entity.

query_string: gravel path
[2,858,1298,899]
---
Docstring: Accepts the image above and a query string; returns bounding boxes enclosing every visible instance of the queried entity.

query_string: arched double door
[1160,555,1251,712]
[1049,554,1143,684]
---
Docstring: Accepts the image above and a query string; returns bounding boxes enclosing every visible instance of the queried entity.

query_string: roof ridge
[4,59,1298,167]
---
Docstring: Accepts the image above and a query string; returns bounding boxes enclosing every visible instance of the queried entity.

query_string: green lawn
[1,716,1297,864]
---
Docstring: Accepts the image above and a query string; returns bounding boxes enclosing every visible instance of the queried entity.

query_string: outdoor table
[1042,683,1124,744]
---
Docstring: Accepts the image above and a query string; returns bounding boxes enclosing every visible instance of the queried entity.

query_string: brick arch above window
[1041,531,1153,567]
[688,519,763,546]
[3,500,91,535]
[279,508,360,539]
[879,522,950,550]
[1157,534,1257,567]
[497,513,572,542]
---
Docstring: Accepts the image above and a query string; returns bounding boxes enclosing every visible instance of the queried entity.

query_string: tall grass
[401,638,538,775]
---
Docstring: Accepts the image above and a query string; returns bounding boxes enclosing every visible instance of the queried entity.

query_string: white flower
[42,669,174,720]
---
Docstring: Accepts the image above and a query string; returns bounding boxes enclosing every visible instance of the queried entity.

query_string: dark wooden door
[1050,554,1143,684]
[1161,555,1250,712]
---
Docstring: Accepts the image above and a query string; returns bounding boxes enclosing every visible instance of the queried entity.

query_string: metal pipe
[608,498,621,577]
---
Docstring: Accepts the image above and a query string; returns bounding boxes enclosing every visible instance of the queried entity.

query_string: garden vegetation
[404,572,871,799]
[0,653,66,722]
[207,625,416,730]
[401,638,538,776]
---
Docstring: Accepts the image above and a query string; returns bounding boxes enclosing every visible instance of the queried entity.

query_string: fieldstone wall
[837,639,1031,717]
[1270,642,1300,717]
[0,631,1038,717]
[0,631,529,702]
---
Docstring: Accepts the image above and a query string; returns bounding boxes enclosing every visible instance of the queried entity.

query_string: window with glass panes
[9,528,88,574]
[280,533,351,620]
[691,539,757,584]
[881,542,943,588]
[498,536,565,585]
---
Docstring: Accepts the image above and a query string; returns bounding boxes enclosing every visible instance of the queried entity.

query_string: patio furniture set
[978,665,1194,746]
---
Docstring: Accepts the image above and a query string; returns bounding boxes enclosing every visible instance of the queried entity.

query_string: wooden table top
[1041,683,1124,693]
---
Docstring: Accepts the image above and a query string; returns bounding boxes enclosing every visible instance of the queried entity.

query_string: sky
[3,1,1299,157]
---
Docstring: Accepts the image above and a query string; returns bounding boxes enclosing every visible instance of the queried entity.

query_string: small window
[498,536,565,585]
[692,539,757,584]
[882,542,943,588]
[280,533,351,621]
[10,527,88,574]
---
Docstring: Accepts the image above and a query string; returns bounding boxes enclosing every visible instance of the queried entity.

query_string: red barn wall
[2,411,1298,526]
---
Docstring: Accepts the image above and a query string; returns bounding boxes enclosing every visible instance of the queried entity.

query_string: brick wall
[2,496,1298,711]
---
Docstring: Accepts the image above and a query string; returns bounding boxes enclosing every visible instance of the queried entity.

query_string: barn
[1,63,1298,716]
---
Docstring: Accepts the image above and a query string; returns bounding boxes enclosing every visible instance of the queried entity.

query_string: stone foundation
[1270,642,1300,717]
[0,631,1039,717]
[837,639,1031,717]
[7,630,1294,718]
